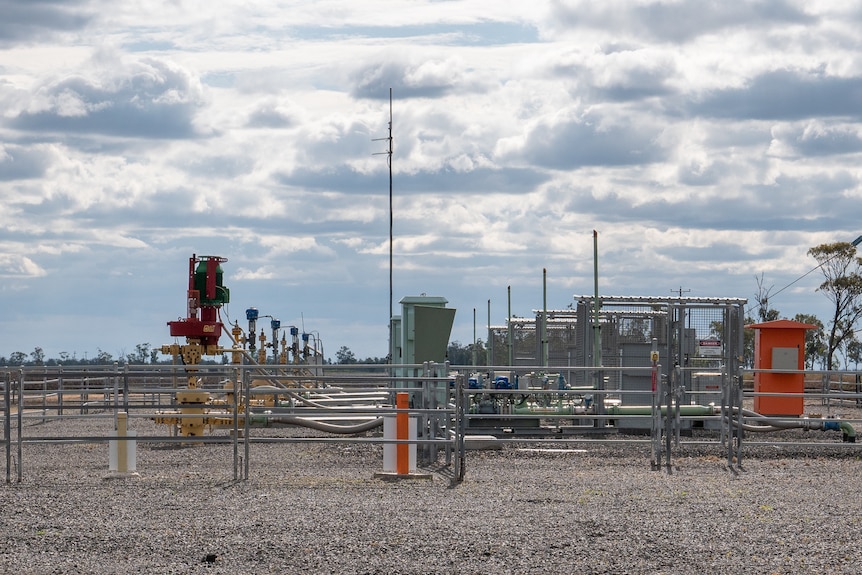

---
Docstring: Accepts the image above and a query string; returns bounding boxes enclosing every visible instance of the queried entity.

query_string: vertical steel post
[232,367,239,481]
[507,286,513,367]
[650,338,661,470]
[17,369,23,483]
[243,366,250,480]
[4,371,10,484]
[734,301,745,470]
[57,366,63,416]
[123,365,129,414]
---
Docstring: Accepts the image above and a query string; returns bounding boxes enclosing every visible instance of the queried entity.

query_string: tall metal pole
[507,285,513,367]
[374,89,394,359]
[388,88,393,353]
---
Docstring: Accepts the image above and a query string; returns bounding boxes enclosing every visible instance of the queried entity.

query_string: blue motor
[494,376,513,390]
[468,377,482,389]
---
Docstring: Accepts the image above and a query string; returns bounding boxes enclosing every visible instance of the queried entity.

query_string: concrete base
[373,471,433,481]
[103,471,141,480]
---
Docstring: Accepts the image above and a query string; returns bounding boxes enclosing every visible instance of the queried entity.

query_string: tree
[847,337,862,370]
[335,346,357,364]
[446,340,488,366]
[126,343,151,365]
[792,313,825,369]
[8,351,26,366]
[753,273,780,322]
[95,348,114,364]
[30,347,45,366]
[808,241,862,370]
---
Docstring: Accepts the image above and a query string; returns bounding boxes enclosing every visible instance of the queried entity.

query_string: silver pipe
[268,416,383,434]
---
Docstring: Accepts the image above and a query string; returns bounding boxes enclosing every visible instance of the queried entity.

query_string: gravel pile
[3,411,862,575]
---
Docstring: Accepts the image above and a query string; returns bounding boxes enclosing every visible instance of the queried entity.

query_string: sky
[2,0,862,363]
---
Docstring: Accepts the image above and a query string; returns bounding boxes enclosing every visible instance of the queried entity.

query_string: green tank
[194,259,230,306]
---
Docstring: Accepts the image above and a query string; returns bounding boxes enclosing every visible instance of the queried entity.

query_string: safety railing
[3,363,862,484]
[1,363,458,484]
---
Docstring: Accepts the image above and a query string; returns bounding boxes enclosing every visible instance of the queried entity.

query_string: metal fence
[3,362,862,485]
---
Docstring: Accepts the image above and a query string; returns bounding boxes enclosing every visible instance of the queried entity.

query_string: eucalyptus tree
[807,240,862,370]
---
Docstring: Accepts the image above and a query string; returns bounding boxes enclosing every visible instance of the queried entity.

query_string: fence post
[4,371,10,484]
[453,374,466,484]
[17,369,23,483]
[58,366,64,416]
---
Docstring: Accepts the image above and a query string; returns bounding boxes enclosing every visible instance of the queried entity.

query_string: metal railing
[3,363,862,484]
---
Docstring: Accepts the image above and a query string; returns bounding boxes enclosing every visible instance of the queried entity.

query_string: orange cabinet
[747,320,817,416]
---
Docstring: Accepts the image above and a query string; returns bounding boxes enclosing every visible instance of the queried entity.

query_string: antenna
[672,287,691,297]
[373,88,393,358]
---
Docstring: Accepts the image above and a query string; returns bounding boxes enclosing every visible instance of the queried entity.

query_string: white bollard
[108,412,138,475]
[375,392,431,480]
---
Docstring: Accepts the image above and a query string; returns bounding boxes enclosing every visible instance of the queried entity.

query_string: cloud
[0,0,95,45]
[690,69,862,121]
[780,122,862,157]
[553,46,678,103]
[351,54,480,99]
[543,0,813,43]
[9,52,207,139]
[245,98,303,128]
[497,110,666,169]
[0,253,46,278]
[0,144,52,180]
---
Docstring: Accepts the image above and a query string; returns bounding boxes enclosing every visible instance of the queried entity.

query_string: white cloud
[0,253,46,278]
[1,1,862,360]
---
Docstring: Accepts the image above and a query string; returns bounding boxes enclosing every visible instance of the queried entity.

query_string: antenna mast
[373,88,394,358]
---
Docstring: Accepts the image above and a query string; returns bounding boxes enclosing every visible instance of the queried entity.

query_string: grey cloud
[398,166,548,195]
[279,164,547,196]
[590,74,674,102]
[246,104,297,129]
[0,0,94,44]
[547,0,812,43]
[0,145,51,180]
[555,169,860,233]
[691,70,862,121]
[10,58,205,139]
[677,160,727,187]
[555,51,676,103]
[515,115,665,169]
[786,126,862,157]
[351,58,468,100]
[276,165,381,194]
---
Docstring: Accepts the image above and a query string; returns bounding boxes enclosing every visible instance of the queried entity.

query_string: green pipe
[838,420,856,441]
[511,402,581,416]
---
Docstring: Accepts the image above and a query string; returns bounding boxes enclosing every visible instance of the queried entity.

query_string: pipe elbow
[822,419,856,442]
[839,421,856,443]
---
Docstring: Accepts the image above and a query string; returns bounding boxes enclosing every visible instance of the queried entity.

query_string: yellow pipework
[231,323,244,364]
[257,331,267,364]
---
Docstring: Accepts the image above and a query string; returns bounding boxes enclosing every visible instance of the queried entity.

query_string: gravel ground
[3,408,862,575]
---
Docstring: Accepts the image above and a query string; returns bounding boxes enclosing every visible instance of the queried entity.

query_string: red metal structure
[167,255,229,349]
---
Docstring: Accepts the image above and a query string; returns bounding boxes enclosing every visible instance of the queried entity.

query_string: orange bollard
[396,392,409,476]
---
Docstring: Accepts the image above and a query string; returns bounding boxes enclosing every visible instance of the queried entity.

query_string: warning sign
[698,339,722,357]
